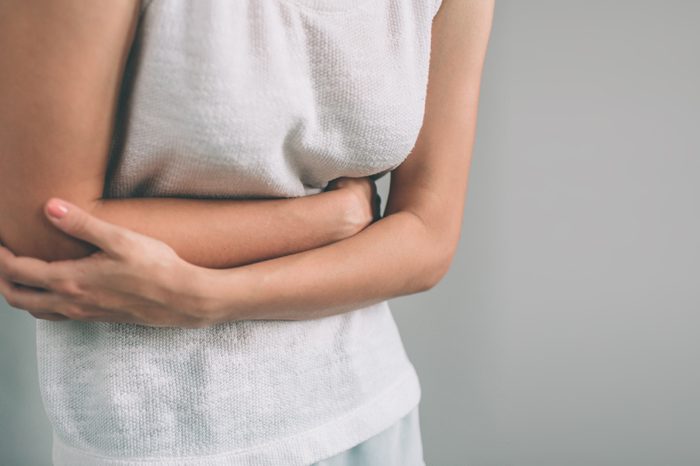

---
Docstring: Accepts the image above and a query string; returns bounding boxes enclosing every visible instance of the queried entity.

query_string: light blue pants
[310,405,425,466]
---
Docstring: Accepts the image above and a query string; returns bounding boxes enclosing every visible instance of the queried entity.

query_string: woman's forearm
[197,210,449,323]
[89,190,359,268]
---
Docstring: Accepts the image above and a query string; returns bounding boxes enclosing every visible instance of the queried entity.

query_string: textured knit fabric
[310,405,424,466]
[37,0,441,464]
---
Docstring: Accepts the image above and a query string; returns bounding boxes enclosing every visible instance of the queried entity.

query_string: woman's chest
[109,0,435,198]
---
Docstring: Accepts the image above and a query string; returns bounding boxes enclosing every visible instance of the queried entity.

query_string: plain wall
[2,1,699,464]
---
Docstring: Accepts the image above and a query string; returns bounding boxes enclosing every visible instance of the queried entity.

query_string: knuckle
[1,263,19,282]
[51,279,83,298]
[111,233,136,256]
[69,213,89,235]
[46,314,69,321]
[62,304,85,320]
[5,291,20,308]
[84,292,108,310]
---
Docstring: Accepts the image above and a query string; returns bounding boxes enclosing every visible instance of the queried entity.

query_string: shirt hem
[51,366,422,466]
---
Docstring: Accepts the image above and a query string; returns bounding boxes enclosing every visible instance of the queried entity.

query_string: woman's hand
[325,175,382,233]
[0,198,211,328]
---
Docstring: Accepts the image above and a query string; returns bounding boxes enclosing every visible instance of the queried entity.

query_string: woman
[0,0,494,464]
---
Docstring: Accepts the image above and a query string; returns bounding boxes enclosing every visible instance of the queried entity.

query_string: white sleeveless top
[37,0,441,464]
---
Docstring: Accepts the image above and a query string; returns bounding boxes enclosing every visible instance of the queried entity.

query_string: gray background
[2,1,698,465]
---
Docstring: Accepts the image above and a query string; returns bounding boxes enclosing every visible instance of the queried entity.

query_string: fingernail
[47,200,69,219]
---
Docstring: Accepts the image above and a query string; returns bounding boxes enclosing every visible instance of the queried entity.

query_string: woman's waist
[36,301,411,391]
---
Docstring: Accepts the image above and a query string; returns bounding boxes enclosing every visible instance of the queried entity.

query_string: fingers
[28,311,70,321]
[0,244,56,289]
[44,198,129,257]
[0,275,64,316]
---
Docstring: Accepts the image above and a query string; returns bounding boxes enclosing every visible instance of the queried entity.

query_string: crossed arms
[0,0,495,320]
[0,0,372,269]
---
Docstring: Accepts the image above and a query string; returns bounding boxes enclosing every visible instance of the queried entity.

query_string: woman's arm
[0,0,493,327]
[87,184,371,269]
[198,0,495,323]
[0,0,370,269]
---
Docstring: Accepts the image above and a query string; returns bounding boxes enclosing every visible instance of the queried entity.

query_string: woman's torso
[39,0,439,464]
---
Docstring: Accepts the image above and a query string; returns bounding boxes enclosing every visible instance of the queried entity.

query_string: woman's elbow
[400,209,458,292]
[0,203,98,262]
[421,248,455,291]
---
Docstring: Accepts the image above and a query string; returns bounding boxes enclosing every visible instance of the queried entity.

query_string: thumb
[44,198,126,256]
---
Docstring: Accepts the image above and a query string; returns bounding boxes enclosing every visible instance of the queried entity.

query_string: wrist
[184,264,253,325]
[171,263,219,326]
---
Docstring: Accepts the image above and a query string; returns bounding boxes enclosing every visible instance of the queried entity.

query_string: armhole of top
[433,0,443,18]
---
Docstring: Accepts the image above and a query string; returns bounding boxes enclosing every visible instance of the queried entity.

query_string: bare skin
[0,0,495,326]
[0,0,379,269]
